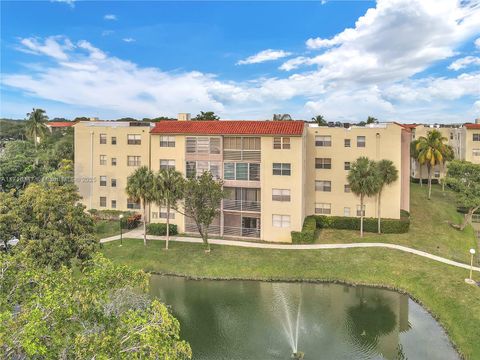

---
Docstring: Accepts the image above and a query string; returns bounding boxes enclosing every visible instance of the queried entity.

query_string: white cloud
[475,37,480,49]
[448,56,480,70]
[237,49,292,65]
[123,38,136,43]
[50,0,75,7]
[102,30,114,37]
[104,14,117,21]
[18,36,74,60]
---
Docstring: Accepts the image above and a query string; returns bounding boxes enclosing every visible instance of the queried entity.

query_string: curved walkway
[101,230,480,273]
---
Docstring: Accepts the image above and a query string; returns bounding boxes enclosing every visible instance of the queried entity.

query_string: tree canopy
[311,115,327,126]
[194,111,220,121]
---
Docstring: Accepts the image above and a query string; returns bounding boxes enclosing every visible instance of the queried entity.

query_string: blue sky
[1,0,479,122]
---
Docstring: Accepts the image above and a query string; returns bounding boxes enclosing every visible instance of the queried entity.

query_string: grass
[94,220,121,240]
[315,183,478,265]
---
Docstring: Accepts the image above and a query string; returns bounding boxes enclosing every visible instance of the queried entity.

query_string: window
[356,205,366,217]
[272,189,291,202]
[274,137,290,149]
[100,155,107,165]
[111,200,117,209]
[249,163,260,181]
[344,184,351,193]
[186,137,197,153]
[197,137,210,154]
[344,162,351,170]
[272,214,290,228]
[357,136,366,147]
[111,157,117,166]
[186,136,221,154]
[450,133,454,140]
[315,135,332,147]
[100,134,107,144]
[434,170,440,178]
[111,178,117,187]
[344,207,351,216]
[224,162,259,180]
[344,139,351,147]
[473,149,480,157]
[160,207,175,219]
[473,134,480,141]
[210,163,220,179]
[160,136,175,147]
[243,137,260,150]
[315,203,331,215]
[315,158,331,169]
[127,156,141,166]
[210,137,221,154]
[186,161,196,178]
[236,163,248,180]
[127,134,141,145]
[273,163,291,176]
[160,160,175,170]
[224,163,235,180]
[127,198,140,209]
[315,180,331,192]
[111,136,117,145]
[100,176,107,186]
[99,197,106,207]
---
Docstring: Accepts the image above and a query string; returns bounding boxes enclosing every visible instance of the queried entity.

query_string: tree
[376,160,398,234]
[416,130,448,200]
[347,157,381,237]
[126,166,156,246]
[154,168,184,250]
[0,252,192,359]
[440,144,454,192]
[446,160,480,231]
[0,141,41,191]
[366,116,378,124]
[0,191,21,250]
[25,108,48,149]
[410,139,422,186]
[194,111,220,121]
[180,172,224,252]
[311,115,327,126]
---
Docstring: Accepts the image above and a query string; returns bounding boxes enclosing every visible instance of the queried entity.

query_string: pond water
[150,275,459,360]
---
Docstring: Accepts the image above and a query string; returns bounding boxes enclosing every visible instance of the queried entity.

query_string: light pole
[119,214,124,247]
[465,248,476,285]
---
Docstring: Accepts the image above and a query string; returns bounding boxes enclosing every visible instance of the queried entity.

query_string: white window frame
[315,180,331,192]
[99,176,107,187]
[160,207,175,219]
[344,207,351,217]
[315,203,331,215]
[100,155,107,165]
[356,204,366,217]
[272,214,291,228]
[272,189,291,202]
[357,136,366,148]
[160,159,175,170]
[160,136,175,147]
[315,135,332,147]
[127,134,141,145]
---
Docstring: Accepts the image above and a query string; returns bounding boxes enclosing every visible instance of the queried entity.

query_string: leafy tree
[0,252,192,359]
[416,129,449,199]
[410,139,422,186]
[347,157,381,237]
[311,115,327,126]
[366,116,378,124]
[73,116,90,122]
[0,119,26,140]
[0,191,21,249]
[0,141,41,192]
[15,182,97,268]
[179,172,224,252]
[194,111,220,121]
[154,168,185,250]
[440,144,455,192]
[126,166,156,246]
[357,121,367,126]
[446,160,480,230]
[116,117,139,122]
[25,108,48,149]
[376,160,398,234]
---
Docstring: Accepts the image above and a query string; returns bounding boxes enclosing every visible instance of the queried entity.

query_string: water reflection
[149,276,458,360]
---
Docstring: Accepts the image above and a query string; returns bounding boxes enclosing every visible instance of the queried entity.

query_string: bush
[314,215,410,234]
[121,214,142,230]
[291,216,317,244]
[147,223,178,236]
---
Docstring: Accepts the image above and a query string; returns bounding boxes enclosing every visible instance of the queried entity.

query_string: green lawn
[94,220,121,240]
[316,183,478,265]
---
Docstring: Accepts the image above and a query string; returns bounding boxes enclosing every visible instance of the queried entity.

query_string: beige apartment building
[75,115,410,242]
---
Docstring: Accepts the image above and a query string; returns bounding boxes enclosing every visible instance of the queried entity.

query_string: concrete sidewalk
[101,230,480,273]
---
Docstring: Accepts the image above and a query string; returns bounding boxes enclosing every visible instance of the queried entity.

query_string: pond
[150,275,459,360]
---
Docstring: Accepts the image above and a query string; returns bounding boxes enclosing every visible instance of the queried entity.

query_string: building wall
[465,128,480,164]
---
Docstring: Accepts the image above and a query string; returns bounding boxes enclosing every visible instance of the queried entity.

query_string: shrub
[121,213,142,230]
[291,216,317,244]
[314,215,410,234]
[147,223,178,236]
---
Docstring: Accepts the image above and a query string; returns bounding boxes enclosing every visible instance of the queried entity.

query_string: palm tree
[347,157,381,237]
[25,108,48,149]
[416,130,448,200]
[126,166,156,246]
[376,160,398,234]
[410,139,422,186]
[366,116,378,124]
[154,168,184,250]
[440,144,454,192]
[311,115,327,126]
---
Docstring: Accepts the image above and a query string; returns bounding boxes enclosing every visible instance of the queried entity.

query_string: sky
[1,0,480,123]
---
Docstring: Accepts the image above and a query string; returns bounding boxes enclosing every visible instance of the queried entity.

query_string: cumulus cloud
[18,36,74,60]
[104,14,117,21]
[237,49,292,65]
[475,37,480,49]
[122,38,136,43]
[448,56,480,70]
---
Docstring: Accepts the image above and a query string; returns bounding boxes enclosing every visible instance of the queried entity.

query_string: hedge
[291,216,317,244]
[147,223,178,236]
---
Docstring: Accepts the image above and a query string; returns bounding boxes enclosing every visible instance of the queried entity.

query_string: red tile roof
[150,120,305,136]
[464,123,480,129]
[47,122,76,127]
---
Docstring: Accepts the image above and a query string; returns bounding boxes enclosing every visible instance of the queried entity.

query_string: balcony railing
[184,223,260,239]
[185,223,221,235]
[223,199,261,212]
[223,150,261,161]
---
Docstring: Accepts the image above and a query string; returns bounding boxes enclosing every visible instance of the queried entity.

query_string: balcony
[223,226,260,238]
[223,199,261,212]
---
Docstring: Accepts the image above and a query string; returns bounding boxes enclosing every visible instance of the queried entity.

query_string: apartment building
[74,115,410,242]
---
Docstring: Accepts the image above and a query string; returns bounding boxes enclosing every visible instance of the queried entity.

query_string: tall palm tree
[416,130,448,200]
[154,168,184,250]
[126,166,156,246]
[440,144,454,192]
[347,157,381,237]
[311,115,327,126]
[25,108,48,149]
[376,160,398,234]
[410,139,422,186]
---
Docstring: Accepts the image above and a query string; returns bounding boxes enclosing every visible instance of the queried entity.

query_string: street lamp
[465,248,476,285]
[119,214,124,247]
